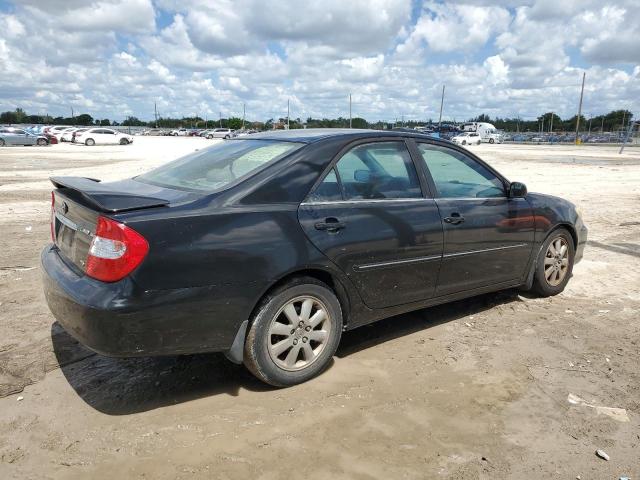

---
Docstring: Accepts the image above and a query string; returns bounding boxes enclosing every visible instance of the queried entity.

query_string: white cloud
[0,0,638,122]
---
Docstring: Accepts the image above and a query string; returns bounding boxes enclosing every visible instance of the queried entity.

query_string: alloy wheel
[267,295,331,372]
[544,237,569,286]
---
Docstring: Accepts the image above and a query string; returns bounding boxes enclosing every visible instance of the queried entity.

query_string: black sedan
[42,129,587,386]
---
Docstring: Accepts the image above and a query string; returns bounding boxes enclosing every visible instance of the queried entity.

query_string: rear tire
[244,277,342,387]
[206,134,213,139]
[531,228,575,297]
[462,140,467,145]
[489,138,494,144]
[37,138,47,146]
[85,138,95,146]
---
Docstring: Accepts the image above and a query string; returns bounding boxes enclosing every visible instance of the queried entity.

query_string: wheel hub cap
[267,296,331,372]
[543,237,569,287]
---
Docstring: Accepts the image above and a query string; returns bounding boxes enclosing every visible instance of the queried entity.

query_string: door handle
[315,217,346,232]
[444,213,465,225]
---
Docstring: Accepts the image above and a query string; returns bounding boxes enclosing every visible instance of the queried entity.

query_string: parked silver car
[205,128,235,139]
[0,127,48,146]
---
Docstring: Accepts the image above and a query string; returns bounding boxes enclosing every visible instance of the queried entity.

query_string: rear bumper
[41,245,239,357]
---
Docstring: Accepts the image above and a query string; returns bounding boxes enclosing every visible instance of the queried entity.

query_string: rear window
[137,139,304,192]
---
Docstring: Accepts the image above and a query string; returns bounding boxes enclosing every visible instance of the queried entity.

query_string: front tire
[244,278,342,386]
[462,140,467,145]
[0,139,5,146]
[532,228,575,297]
[120,138,129,145]
[37,138,47,146]
[489,138,494,144]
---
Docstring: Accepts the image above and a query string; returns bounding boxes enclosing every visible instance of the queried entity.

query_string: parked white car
[170,128,188,136]
[205,128,235,139]
[60,128,82,142]
[451,132,482,146]
[73,128,134,146]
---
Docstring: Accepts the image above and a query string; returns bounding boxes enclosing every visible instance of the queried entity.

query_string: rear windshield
[137,139,304,192]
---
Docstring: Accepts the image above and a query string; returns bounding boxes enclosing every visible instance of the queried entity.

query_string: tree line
[0,107,634,132]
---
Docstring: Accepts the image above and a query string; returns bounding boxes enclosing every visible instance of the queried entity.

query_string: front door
[298,140,443,309]
[414,142,535,296]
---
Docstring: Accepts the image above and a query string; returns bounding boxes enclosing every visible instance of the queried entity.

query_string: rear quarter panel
[119,203,354,348]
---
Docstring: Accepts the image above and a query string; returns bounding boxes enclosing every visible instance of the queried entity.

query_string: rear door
[298,139,443,309]
[414,142,534,296]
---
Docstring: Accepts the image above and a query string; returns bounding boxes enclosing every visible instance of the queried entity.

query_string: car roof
[238,128,442,144]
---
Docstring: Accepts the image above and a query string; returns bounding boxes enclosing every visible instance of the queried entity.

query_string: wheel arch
[524,222,578,289]
[225,266,353,365]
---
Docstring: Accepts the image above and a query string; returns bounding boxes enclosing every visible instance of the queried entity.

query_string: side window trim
[415,141,508,199]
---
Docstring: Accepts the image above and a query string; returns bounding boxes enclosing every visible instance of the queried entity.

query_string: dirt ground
[0,137,639,479]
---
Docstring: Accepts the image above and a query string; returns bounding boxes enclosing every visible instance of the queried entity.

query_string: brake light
[85,216,149,282]
[50,191,55,242]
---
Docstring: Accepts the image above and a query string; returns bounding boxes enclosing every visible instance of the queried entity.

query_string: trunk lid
[50,176,198,272]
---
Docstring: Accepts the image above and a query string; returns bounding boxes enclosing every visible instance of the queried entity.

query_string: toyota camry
[42,129,587,386]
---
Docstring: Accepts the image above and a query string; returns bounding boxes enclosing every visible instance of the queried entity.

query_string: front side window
[137,139,303,192]
[334,141,421,200]
[417,143,505,198]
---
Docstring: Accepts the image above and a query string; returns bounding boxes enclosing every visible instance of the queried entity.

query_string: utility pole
[70,106,74,125]
[575,72,586,144]
[438,85,445,131]
[601,116,605,132]
[588,115,592,135]
[219,111,222,128]
[287,99,290,130]
[549,112,554,133]
[349,93,352,128]
[242,103,246,129]
[621,111,626,133]
[154,102,158,128]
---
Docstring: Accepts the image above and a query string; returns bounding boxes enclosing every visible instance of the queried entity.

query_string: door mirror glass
[509,182,527,198]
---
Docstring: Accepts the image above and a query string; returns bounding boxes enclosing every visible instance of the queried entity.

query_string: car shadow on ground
[52,289,522,416]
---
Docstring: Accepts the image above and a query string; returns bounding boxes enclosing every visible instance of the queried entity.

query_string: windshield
[137,139,304,192]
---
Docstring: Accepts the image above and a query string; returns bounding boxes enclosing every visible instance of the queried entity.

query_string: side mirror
[353,169,371,183]
[509,181,527,198]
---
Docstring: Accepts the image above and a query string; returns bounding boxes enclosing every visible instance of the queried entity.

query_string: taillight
[85,216,149,282]
[50,191,55,242]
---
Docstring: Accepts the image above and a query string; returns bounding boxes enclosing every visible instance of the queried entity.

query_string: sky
[0,0,638,123]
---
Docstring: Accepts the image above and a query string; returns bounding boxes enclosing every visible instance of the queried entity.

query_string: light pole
[287,99,290,130]
[575,72,586,144]
[438,85,445,131]
[349,93,352,128]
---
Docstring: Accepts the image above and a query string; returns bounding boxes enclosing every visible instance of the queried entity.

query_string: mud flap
[224,320,248,364]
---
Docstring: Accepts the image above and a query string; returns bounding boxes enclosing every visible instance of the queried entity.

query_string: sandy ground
[0,137,639,479]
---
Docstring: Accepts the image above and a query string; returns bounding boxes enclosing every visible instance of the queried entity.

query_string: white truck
[462,122,502,144]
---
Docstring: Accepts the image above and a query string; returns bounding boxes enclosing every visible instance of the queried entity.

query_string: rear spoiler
[50,176,169,213]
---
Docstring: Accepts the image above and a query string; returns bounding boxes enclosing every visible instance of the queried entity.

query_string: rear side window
[308,168,342,202]
[137,139,303,192]
[334,142,421,200]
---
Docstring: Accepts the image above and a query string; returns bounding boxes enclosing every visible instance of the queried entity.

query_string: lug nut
[305,326,311,332]
[298,321,304,327]
[302,337,308,343]
[293,339,298,345]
